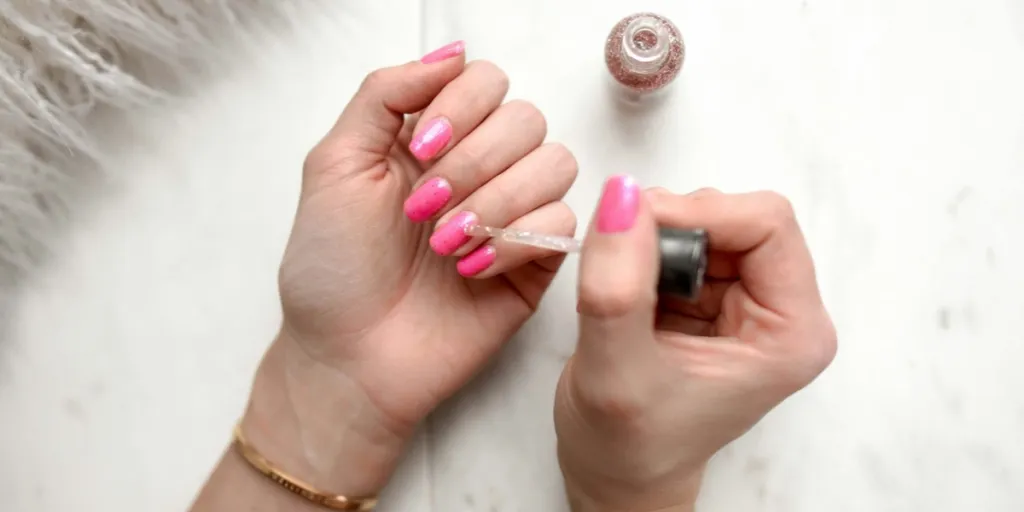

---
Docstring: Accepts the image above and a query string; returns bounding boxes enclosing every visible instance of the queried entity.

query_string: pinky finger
[457,201,577,279]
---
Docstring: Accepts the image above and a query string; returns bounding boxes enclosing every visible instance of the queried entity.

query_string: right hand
[554,178,837,511]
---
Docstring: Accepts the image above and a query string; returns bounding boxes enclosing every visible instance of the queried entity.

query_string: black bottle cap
[657,227,708,301]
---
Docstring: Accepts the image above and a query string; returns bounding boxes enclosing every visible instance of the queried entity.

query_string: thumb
[327,43,466,160]
[575,175,660,376]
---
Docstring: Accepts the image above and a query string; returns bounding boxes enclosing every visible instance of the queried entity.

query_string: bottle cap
[657,228,708,300]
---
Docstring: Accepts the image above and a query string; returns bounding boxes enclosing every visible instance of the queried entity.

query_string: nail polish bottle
[604,12,685,101]
[657,228,707,300]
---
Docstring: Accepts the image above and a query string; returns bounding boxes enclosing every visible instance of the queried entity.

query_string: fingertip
[408,116,453,161]
[404,177,452,222]
[457,245,497,277]
[578,175,659,319]
[429,211,476,256]
[420,40,467,65]
[593,174,641,235]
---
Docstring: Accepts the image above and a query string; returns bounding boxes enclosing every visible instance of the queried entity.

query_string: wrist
[560,455,703,512]
[240,329,410,498]
[563,479,700,512]
[566,491,696,512]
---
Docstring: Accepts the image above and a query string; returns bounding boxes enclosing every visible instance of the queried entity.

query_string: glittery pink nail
[430,211,477,256]
[421,40,466,64]
[404,177,452,222]
[605,13,684,95]
[409,117,453,161]
[457,245,497,277]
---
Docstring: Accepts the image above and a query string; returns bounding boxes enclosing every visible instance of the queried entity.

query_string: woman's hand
[241,42,578,499]
[554,178,836,511]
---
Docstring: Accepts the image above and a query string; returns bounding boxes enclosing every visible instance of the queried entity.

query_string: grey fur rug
[0,0,309,287]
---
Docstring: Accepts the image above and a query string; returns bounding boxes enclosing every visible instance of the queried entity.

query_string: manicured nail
[404,177,452,222]
[457,245,497,277]
[421,40,466,64]
[430,211,478,256]
[596,174,640,233]
[409,117,452,161]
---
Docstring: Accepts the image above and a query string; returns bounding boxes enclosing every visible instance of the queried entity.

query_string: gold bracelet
[232,423,379,511]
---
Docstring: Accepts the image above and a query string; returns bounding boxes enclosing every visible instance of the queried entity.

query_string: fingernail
[404,177,452,222]
[409,117,452,161]
[430,211,477,256]
[457,245,497,277]
[596,174,640,233]
[421,40,466,64]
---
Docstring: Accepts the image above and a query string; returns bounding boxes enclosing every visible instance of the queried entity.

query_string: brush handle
[464,224,708,300]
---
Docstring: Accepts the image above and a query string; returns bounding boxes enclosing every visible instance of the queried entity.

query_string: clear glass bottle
[604,13,685,101]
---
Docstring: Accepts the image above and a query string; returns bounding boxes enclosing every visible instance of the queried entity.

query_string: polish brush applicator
[464,225,708,300]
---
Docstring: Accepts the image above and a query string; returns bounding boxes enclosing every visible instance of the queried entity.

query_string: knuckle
[810,319,839,372]
[583,392,646,424]
[469,59,510,90]
[454,138,488,170]
[756,191,797,226]
[543,142,579,182]
[302,149,323,176]
[359,68,391,92]
[578,279,651,318]
[777,318,839,390]
[571,375,646,425]
[303,144,351,177]
[644,188,671,212]
[688,186,722,198]
[302,145,322,173]
[504,99,547,134]
[560,203,580,235]
[769,362,810,395]
[567,214,579,236]
[493,181,527,214]
[548,201,579,235]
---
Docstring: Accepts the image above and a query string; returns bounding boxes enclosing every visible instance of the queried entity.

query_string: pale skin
[556,184,837,511]
[191,41,836,512]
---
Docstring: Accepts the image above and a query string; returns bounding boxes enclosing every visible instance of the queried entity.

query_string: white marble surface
[2,0,1024,510]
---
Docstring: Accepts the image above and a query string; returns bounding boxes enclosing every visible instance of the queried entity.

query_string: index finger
[648,189,822,318]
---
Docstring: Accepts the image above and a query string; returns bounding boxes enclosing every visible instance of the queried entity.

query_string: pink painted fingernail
[596,174,640,233]
[457,245,497,277]
[421,40,466,64]
[430,211,478,256]
[409,117,453,161]
[404,177,452,222]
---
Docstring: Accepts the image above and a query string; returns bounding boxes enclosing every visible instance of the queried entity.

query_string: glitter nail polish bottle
[604,13,684,100]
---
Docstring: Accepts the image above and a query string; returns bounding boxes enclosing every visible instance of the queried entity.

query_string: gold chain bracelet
[232,423,379,511]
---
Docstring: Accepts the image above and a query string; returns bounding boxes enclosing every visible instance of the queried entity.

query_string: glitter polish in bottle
[604,13,685,100]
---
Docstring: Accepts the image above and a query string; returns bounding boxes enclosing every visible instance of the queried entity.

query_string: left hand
[242,44,578,498]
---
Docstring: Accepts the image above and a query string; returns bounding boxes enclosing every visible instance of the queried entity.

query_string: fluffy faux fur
[0,0,306,285]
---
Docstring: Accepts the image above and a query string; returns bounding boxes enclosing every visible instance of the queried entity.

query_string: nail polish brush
[464,225,708,300]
